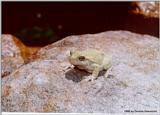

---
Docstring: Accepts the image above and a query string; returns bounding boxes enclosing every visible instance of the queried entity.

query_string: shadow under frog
[65,67,107,83]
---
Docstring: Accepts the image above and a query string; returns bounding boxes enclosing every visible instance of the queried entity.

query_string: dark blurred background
[2,2,159,46]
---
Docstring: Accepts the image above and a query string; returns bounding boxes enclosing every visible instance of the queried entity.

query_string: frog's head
[69,50,89,66]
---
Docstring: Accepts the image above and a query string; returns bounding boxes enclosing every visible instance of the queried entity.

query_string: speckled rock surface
[2,31,160,113]
[2,35,25,77]
[132,1,159,18]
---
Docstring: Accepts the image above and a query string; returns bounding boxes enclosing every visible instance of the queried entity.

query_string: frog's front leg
[85,64,101,82]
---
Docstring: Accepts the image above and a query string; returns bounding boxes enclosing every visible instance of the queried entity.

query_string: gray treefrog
[69,49,112,81]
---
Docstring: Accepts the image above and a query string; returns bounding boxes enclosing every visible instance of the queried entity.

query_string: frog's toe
[84,75,97,82]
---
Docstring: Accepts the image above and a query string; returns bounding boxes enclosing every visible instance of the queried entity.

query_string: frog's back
[81,49,104,64]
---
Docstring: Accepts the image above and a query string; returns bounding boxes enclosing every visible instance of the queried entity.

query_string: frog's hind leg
[104,67,112,78]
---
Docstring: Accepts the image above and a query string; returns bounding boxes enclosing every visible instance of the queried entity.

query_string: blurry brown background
[2,2,159,46]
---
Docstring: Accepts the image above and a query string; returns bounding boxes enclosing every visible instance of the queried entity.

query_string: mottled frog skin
[69,49,112,81]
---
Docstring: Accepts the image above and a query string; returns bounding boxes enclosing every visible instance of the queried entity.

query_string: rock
[2,31,160,113]
[2,34,41,77]
[2,35,25,77]
[131,2,159,18]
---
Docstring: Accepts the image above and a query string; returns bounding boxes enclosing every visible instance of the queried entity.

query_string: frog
[68,49,112,81]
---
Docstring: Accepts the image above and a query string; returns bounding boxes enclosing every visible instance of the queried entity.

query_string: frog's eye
[70,51,73,55]
[78,56,85,61]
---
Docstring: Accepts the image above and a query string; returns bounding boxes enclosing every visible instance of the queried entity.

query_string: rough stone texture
[2,35,25,77]
[2,31,160,113]
[1,34,41,78]
[131,1,159,18]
